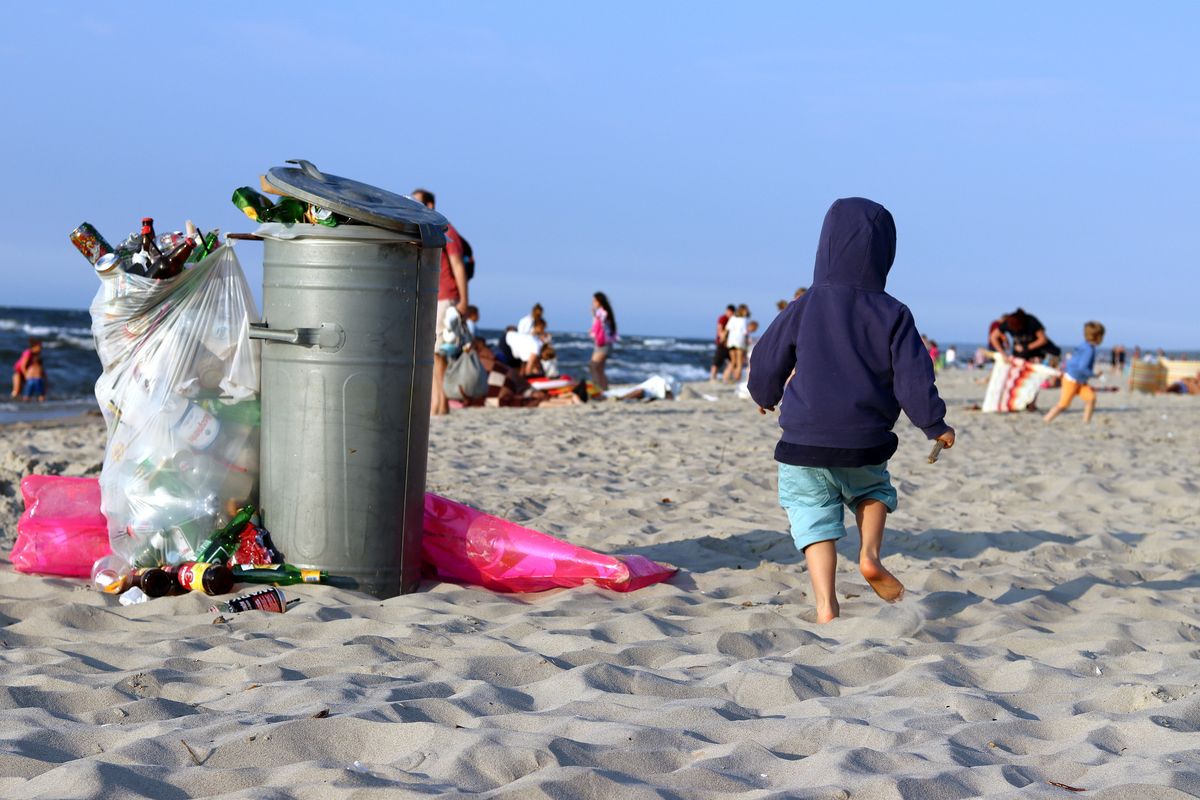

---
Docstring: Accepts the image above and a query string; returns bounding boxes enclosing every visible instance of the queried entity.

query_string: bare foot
[815,597,840,624]
[859,558,905,602]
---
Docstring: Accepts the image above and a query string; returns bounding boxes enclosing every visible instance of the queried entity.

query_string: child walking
[1043,321,1105,424]
[749,198,955,623]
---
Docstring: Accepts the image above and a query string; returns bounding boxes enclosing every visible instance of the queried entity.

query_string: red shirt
[716,313,731,343]
[438,223,465,301]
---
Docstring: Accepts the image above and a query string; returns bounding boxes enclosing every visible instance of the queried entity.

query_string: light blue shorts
[778,462,898,551]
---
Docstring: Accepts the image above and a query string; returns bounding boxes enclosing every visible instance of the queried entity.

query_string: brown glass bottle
[170,562,235,596]
[130,567,175,597]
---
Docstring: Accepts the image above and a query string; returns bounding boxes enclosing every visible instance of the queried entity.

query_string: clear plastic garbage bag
[90,246,260,568]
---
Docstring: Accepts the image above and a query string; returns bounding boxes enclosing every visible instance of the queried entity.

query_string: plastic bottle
[92,554,131,593]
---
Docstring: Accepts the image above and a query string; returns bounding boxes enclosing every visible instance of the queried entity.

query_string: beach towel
[982,354,1058,413]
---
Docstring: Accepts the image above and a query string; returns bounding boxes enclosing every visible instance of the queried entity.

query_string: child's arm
[747,303,800,410]
[891,307,952,440]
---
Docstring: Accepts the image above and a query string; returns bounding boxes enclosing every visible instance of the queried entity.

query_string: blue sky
[1,3,1196,346]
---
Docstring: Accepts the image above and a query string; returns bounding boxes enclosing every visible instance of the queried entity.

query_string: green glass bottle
[194,504,256,565]
[232,563,328,585]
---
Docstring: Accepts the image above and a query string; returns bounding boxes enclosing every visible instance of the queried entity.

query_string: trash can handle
[249,322,345,351]
[286,159,327,182]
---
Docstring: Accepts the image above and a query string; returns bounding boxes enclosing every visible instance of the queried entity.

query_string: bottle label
[178,404,220,449]
[301,570,320,583]
[178,562,205,592]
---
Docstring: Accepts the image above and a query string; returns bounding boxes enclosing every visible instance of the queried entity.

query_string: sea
[0,306,717,423]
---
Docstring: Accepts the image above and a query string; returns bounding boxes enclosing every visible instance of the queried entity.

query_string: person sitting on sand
[608,374,680,402]
[1167,375,1200,394]
[506,319,551,376]
[1044,321,1105,424]
[749,197,955,624]
[539,344,560,378]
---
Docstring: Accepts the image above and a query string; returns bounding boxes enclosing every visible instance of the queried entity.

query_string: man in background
[412,189,469,416]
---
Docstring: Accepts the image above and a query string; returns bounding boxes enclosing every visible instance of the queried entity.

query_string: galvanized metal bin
[249,162,446,596]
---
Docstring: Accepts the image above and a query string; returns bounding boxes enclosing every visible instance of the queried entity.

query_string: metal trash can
[248,161,447,597]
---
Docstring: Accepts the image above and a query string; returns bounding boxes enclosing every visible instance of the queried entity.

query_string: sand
[1,370,1199,799]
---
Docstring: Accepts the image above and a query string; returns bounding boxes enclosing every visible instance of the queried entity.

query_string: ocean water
[0,306,719,422]
[0,306,101,422]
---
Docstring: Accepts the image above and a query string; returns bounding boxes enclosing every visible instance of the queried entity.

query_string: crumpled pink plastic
[10,476,111,578]
[422,493,676,592]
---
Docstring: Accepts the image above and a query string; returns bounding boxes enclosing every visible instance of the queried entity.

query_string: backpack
[460,235,475,281]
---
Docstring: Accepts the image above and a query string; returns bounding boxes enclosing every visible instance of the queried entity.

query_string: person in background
[928,339,941,370]
[518,303,543,335]
[945,345,957,369]
[412,189,468,416]
[465,305,480,338]
[1115,344,1127,374]
[539,343,560,378]
[10,337,42,399]
[20,351,46,402]
[710,304,735,381]
[775,299,788,313]
[1044,321,1106,424]
[590,292,617,390]
[749,197,954,624]
[723,304,750,383]
[990,309,1059,362]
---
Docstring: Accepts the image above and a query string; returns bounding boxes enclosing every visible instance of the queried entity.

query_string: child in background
[539,344,560,378]
[1044,321,1105,424]
[750,198,954,624]
[21,352,46,402]
[465,305,480,338]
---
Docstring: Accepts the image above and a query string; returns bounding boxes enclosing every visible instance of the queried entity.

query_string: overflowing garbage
[87,217,260,572]
[7,162,678,610]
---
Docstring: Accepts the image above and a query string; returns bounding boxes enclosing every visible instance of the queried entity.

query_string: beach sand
[1,369,1199,799]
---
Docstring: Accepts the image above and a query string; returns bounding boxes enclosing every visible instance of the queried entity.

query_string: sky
[1,2,1197,346]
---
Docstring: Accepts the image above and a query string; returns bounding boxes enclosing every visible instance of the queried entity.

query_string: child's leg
[779,463,846,623]
[802,540,839,623]
[1081,383,1097,423]
[1043,377,1081,423]
[856,499,904,602]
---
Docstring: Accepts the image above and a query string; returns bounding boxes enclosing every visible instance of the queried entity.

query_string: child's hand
[758,406,775,415]
[936,429,955,449]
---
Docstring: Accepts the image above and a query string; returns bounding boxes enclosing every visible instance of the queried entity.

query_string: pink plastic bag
[10,476,111,578]
[422,493,676,592]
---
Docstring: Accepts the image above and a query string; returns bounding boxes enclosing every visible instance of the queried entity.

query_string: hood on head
[812,197,896,292]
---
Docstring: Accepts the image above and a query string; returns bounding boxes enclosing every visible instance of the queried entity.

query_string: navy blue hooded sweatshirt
[748,197,950,467]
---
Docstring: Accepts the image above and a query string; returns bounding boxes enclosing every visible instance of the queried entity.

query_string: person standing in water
[590,292,617,391]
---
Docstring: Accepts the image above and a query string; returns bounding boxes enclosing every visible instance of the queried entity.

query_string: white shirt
[725,316,748,349]
[507,331,542,361]
[517,314,536,335]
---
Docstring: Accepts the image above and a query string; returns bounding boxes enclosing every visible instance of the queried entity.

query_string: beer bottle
[194,505,256,564]
[232,564,329,586]
[128,217,164,278]
[169,562,235,596]
[157,238,196,279]
[131,567,175,598]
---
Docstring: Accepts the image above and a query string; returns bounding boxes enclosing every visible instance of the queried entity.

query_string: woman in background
[723,304,750,383]
[590,292,617,391]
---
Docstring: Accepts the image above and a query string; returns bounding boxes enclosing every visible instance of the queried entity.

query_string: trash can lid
[264,160,447,248]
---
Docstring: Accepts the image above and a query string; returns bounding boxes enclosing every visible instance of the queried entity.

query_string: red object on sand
[10,476,111,578]
[421,493,676,592]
